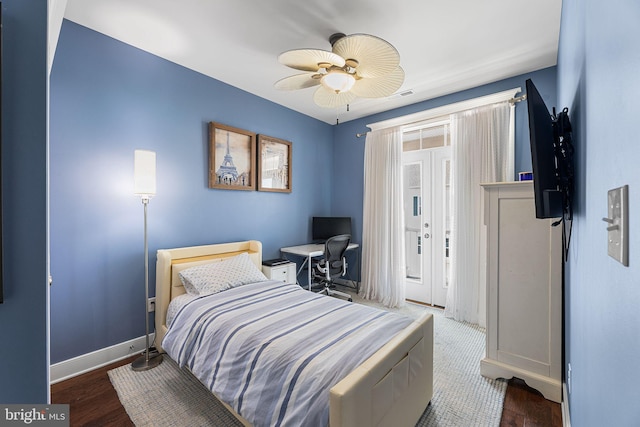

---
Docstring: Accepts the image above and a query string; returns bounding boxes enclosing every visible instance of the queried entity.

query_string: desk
[280,243,360,291]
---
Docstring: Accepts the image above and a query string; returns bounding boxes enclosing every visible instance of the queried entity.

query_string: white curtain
[444,102,514,326]
[360,127,406,307]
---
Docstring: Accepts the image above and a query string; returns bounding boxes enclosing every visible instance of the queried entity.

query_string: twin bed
[155,240,433,427]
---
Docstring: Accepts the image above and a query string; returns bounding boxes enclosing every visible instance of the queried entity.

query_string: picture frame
[209,122,256,190]
[257,134,292,193]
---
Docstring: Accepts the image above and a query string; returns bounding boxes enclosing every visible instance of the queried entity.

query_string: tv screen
[312,217,352,242]
[526,79,563,219]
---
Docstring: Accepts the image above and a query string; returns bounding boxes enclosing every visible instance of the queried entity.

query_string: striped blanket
[162,280,413,427]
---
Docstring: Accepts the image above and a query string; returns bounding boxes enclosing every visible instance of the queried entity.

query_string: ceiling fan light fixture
[321,69,356,94]
[276,32,404,108]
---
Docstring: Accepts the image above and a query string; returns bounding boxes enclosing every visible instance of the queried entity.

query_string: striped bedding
[162,280,413,427]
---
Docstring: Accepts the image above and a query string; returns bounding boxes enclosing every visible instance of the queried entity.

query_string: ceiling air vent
[389,89,414,99]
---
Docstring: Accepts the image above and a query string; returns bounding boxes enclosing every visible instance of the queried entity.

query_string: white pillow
[178,252,267,296]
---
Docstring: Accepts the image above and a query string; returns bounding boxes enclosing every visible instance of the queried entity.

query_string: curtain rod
[355,93,528,138]
[509,94,527,105]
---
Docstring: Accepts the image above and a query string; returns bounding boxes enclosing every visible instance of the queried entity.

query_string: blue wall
[49,20,333,363]
[0,1,49,402]
[558,0,640,425]
[331,67,557,245]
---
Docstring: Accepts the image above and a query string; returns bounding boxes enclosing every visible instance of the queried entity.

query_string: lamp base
[131,352,163,371]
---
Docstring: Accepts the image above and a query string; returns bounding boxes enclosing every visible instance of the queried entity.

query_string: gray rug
[109,296,506,426]
[350,293,507,426]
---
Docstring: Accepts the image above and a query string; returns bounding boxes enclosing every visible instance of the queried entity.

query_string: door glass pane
[443,124,450,146]
[403,130,421,152]
[404,124,449,151]
[420,126,446,149]
[444,159,451,287]
[403,163,421,280]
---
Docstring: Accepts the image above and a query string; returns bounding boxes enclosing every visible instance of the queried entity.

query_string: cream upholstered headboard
[154,240,262,351]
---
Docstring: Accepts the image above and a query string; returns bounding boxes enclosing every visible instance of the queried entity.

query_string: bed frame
[155,240,433,427]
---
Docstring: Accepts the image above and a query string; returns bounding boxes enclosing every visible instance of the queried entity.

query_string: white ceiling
[63,0,562,125]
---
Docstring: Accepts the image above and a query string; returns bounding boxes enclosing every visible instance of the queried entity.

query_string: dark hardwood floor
[51,356,136,427]
[52,356,562,427]
[499,378,562,427]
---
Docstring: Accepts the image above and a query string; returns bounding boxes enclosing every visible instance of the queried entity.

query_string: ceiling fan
[275,33,404,108]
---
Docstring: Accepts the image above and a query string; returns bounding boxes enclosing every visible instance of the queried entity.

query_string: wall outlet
[147,297,156,312]
[567,362,572,394]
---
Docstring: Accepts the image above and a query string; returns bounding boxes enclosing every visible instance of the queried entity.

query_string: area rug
[109,296,506,427]
[350,293,507,426]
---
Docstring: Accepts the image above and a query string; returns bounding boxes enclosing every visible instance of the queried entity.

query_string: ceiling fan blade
[313,86,357,108]
[351,66,405,98]
[278,49,345,72]
[332,33,400,79]
[274,73,321,90]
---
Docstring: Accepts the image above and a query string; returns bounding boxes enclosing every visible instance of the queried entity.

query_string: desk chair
[312,234,353,302]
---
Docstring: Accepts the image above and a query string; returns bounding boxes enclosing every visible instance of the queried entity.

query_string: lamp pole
[132,150,162,371]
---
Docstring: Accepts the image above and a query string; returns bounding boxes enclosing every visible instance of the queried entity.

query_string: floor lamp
[131,149,163,371]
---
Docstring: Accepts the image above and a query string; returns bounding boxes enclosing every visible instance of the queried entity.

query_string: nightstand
[262,262,296,285]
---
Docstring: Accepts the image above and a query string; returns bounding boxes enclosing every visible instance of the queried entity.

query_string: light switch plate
[606,185,629,266]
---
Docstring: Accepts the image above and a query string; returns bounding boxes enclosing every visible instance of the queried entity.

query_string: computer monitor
[311,217,352,242]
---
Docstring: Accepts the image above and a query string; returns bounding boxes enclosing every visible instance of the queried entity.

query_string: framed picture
[209,122,256,190]
[257,135,292,193]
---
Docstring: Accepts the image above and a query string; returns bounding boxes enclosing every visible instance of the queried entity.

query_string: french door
[403,145,451,306]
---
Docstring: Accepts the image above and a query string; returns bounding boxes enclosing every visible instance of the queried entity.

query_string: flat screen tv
[312,217,352,242]
[526,79,573,220]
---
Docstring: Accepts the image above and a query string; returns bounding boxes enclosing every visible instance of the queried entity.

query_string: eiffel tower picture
[216,132,239,184]
[209,123,255,190]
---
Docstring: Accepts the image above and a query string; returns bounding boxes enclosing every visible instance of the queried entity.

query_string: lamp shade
[134,150,156,197]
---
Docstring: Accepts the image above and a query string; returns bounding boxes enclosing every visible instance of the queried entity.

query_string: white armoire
[480,182,562,403]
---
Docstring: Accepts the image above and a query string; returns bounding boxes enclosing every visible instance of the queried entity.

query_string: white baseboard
[562,382,571,427]
[50,333,154,384]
